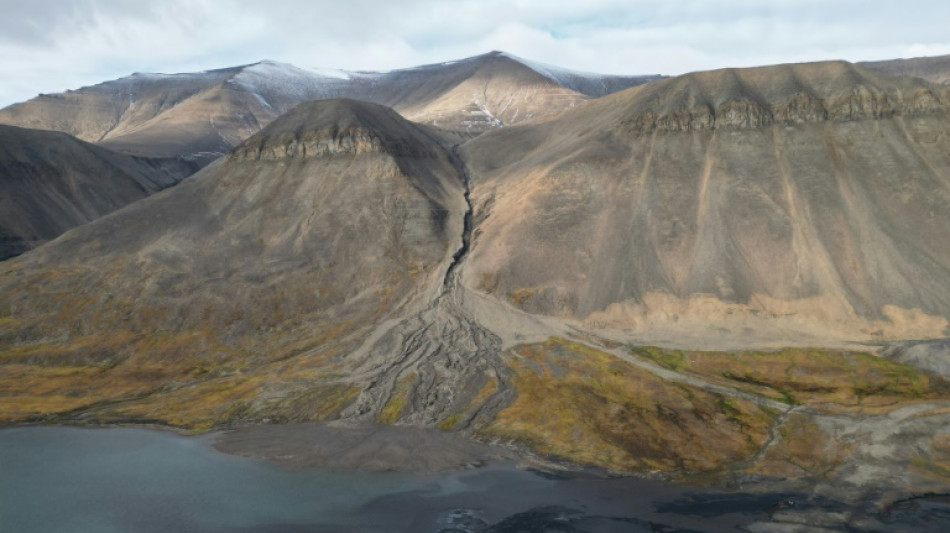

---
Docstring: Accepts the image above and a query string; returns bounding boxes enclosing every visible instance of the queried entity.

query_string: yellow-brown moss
[378,373,416,424]
[910,434,950,481]
[0,301,364,426]
[101,376,265,429]
[509,288,539,306]
[750,413,853,478]
[100,376,359,431]
[631,346,949,410]
[0,363,164,421]
[437,413,463,430]
[479,272,499,294]
[483,337,776,473]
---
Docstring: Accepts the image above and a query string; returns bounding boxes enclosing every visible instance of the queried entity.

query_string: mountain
[460,60,950,345]
[862,53,950,85]
[0,124,197,259]
[353,52,591,132]
[0,98,471,426]
[0,63,351,165]
[3,62,950,508]
[0,52,662,164]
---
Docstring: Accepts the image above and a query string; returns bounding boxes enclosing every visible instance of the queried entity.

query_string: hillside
[0,124,196,259]
[460,60,950,345]
[0,99,471,426]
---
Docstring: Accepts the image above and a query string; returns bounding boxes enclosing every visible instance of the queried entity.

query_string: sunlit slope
[461,61,950,343]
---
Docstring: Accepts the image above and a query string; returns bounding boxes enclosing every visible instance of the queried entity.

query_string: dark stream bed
[1,426,948,532]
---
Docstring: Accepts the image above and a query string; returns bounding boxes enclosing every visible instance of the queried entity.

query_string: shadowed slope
[461,61,950,344]
[0,125,197,260]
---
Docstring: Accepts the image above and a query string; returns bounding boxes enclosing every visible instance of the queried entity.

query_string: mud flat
[211,421,515,472]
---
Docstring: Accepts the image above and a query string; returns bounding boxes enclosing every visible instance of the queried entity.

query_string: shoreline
[5,418,948,502]
[211,420,519,474]
[5,422,950,531]
[1,418,626,478]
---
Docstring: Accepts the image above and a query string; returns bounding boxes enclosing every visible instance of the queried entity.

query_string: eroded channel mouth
[443,144,474,287]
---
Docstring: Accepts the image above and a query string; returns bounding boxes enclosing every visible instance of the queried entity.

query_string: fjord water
[2,426,464,533]
[7,426,946,532]
[0,426,770,533]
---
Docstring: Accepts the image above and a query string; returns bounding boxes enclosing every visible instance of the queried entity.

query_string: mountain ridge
[0,52,663,164]
[861,53,950,85]
[595,60,950,133]
[231,98,450,161]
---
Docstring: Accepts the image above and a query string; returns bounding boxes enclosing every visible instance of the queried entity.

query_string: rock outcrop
[609,62,950,134]
[230,99,445,161]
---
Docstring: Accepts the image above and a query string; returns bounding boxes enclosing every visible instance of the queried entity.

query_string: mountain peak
[231,99,441,161]
[465,50,665,97]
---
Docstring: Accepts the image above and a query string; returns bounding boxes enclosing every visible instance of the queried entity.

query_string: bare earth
[212,421,515,472]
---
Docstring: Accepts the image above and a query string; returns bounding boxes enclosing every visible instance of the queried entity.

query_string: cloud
[1,0,949,106]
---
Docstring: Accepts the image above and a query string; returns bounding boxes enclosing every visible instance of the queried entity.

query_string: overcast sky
[2,0,949,107]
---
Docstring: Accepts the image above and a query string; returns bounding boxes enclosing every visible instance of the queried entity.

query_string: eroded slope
[461,61,950,344]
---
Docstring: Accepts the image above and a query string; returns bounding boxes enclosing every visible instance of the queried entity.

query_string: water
[4,426,944,532]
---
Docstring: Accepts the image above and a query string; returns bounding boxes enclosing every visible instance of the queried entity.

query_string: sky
[2,0,949,107]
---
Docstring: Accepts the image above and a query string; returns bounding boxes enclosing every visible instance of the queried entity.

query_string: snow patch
[231,61,354,109]
[305,67,351,80]
[499,52,607,86]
